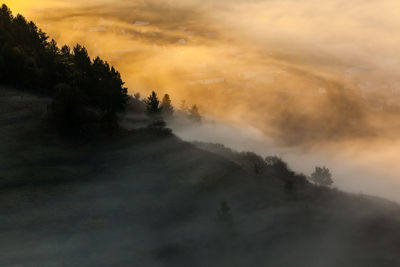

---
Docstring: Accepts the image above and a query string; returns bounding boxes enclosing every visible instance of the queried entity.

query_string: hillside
[2,4,400,266]
[2,86,400,267]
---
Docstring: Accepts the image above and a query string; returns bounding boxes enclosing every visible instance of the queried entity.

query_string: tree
[73,44,91,72]
[188,104,201,122]
[310,166,333,187]
[160,94,173,116]
[145,91,162,115]
[91,56,128,124]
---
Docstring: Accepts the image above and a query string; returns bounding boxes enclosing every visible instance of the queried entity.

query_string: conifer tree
[145,91,162,115]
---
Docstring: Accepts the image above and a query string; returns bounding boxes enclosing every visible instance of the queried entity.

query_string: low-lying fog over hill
[170,119,400,203]
[3,84,400,267]
[6,0,400,203]
[3,1,400,264]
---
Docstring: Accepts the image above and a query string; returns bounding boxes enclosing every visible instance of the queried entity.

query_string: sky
[6,0,400,201]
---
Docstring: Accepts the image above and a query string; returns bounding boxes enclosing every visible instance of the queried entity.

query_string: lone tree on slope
[310,166,333,187]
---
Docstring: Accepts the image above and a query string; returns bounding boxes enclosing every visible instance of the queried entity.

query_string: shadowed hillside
[2,87,400,266]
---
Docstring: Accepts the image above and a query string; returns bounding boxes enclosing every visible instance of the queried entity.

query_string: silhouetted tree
[161,94,173,116]
[73,44,91,73]
[188,104,201,122]
[145,91,162,115]
[90,56,128,126]
[310,166,333,187]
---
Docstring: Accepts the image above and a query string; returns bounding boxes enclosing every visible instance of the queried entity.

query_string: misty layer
[2,85,400,267]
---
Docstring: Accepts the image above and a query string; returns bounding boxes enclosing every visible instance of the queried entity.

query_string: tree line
[143,91,202,122]
[0,4,128,134]
[0,5,204,136]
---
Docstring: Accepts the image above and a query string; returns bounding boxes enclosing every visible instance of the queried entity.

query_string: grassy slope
[1,86,400,267]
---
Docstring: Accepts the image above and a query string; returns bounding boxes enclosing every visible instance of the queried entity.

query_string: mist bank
[169,117,400,203]
[7,0,400,145]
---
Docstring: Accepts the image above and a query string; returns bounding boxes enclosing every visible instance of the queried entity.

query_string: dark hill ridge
[2,87,400,267]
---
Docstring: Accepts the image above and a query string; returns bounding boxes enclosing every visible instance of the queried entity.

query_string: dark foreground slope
[1,87,400,267]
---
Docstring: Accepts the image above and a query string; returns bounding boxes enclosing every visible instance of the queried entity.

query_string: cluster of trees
[0,5,205,135]
[180,100,202,123]
[240,152,334,187]
[0,5,128,134]
[238,153,290,178]
[143,91,201,122]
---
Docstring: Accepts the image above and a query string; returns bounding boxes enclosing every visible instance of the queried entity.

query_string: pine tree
[145,91,162,115]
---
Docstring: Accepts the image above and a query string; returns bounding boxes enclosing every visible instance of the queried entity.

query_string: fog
[7,0,400,202]
[4,85,400,266]
[171,118,400,203]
